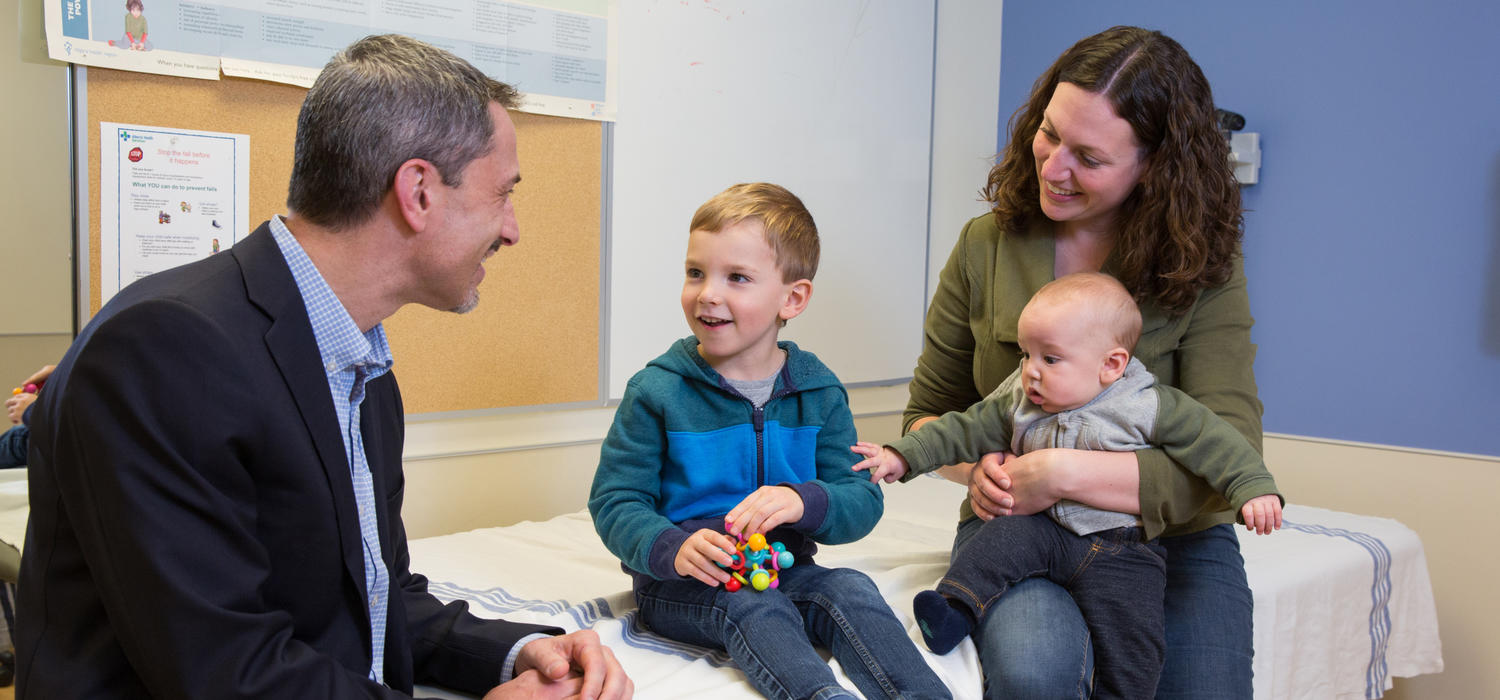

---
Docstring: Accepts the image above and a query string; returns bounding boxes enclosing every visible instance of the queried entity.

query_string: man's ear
[391,159,440,233]
[779,279,813,322]
[1100,347,1130,384]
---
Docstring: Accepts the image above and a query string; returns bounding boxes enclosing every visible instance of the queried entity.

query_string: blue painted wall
[997,1,1500,456]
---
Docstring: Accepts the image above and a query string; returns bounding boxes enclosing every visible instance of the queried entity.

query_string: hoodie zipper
[751,382,797,488]
[752,405,766,486]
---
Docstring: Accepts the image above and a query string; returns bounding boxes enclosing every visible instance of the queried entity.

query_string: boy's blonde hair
[689,183,819,283]
[1031,272,1143,352]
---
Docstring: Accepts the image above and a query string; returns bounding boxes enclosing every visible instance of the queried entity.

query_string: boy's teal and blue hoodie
[589,337,883,590]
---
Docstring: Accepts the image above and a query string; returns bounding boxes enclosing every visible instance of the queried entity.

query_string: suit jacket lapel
[234,223,369,597]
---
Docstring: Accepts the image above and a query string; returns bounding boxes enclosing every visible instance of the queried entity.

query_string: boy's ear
[779,279,813,322]
[392,158,440,233]
[1099,347,1130,384]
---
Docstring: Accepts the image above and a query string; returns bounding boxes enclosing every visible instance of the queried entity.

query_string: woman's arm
[905,220,1004,508]
[1135,260,1263,536]
[978,448,1140,517]
[904,220,987,432]
[912,410,1140,519]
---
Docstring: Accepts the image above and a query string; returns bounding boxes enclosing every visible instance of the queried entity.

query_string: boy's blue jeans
[940,513,1167,700]
[636,564,951,700]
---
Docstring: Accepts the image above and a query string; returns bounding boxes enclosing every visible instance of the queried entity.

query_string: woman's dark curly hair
[983,26,1242,315]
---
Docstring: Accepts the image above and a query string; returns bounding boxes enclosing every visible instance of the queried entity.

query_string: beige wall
[1,1,74,385]
[1265,435,1497,700]
[400,406,906,538]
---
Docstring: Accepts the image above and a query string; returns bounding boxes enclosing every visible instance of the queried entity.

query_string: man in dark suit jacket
[16,34,631,700]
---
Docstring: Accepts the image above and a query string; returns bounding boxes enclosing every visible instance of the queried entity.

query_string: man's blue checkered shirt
[269,216,393,684]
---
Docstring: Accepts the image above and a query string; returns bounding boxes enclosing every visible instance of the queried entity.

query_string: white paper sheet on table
[410,478,1442,699]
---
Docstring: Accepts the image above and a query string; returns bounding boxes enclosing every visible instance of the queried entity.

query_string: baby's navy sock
[913,589,974,655]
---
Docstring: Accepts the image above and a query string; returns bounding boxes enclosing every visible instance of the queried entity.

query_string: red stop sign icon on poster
[128,147,143,162]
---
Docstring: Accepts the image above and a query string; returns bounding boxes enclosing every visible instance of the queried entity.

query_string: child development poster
[45,0,618,121]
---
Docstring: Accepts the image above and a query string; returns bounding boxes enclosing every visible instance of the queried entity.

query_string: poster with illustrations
[99,122,250,305]
[46,0,617,120]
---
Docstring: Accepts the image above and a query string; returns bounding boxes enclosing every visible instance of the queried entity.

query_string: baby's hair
[689,183,819,283]
[126,0,143,10]
[1032,272,1143,352]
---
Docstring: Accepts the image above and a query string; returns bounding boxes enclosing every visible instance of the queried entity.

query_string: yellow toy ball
[750,569,771,592]
[747,533,767,552]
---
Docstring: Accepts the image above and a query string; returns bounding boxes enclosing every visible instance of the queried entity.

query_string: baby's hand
[850,442,909,483]
[726,485,803,538]
[1241,494,1283,535]
[674,529,736,586]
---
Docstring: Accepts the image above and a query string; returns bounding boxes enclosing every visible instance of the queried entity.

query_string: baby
[853,271,1282,699]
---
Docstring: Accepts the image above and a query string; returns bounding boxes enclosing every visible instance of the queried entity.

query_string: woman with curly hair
[903,26,1259,699]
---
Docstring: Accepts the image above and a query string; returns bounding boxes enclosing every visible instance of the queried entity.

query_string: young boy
[589,183,949,700]
[852,272,1283,700]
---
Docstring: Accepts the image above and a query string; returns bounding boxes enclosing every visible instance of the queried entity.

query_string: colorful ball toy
[717,524,795,592]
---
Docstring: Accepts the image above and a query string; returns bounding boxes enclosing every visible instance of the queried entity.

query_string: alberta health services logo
[119,129,151,163]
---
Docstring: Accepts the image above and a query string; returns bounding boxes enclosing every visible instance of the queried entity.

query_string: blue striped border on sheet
[618,610,736,667]
[1283,520,1393,699]
[426,581,734,666]
[426,581,612,629]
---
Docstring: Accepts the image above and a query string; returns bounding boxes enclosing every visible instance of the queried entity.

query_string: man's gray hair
[286,34,521,230]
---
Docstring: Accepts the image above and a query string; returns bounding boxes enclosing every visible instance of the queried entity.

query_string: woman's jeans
[941,514,1167,699]
[637,564,951,700]
[954,517,1254,700]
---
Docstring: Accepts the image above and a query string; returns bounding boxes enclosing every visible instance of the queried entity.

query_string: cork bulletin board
[84,67,602,413]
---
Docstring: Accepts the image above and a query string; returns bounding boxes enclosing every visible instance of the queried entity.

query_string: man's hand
[849,442,910,484]
[481,669,581,700]
[497,630,632,700]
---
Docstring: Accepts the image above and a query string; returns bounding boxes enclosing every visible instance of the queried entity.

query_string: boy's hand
[1241,494,1283,535]
[849,442,909,483]
[22,365,54,388]
[726,486,804,538]
[5,392,35,425]
[675,529,736,586]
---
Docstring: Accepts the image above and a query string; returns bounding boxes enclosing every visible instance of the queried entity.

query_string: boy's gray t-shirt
[725,373,778,408]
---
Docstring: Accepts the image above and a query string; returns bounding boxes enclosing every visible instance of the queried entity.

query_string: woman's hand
[978,448,1142,518]
[965,452,1014,519]
[974,449,1076,518]
[967,450,1071,519]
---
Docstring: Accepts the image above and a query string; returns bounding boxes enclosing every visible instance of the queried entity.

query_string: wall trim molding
[407,388,1500,465]
[1267,431,1499,463]
[404,384,912,461]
